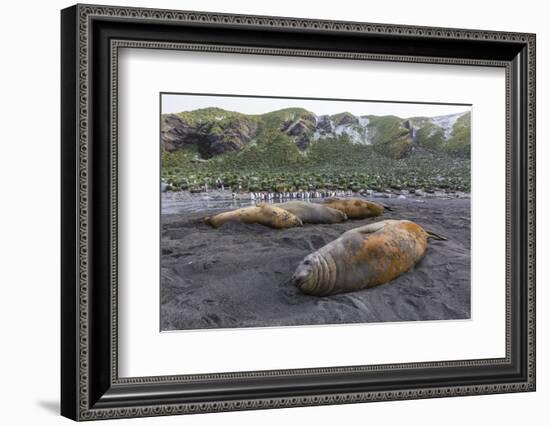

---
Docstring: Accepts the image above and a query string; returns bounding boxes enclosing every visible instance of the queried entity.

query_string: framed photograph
[61,4,536,421]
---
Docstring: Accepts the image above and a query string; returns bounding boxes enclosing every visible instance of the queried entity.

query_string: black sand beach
[160,195,471,331]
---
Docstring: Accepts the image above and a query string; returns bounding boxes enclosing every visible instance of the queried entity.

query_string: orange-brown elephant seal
[291,220,445,296]
[322,197,389,219]
[204,203,303,229]
[277,201,348,224]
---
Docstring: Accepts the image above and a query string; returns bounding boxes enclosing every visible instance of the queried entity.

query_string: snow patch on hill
[432,112,465,138]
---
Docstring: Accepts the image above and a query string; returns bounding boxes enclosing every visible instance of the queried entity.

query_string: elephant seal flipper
[378,202,394,212]
[425,230,447,241]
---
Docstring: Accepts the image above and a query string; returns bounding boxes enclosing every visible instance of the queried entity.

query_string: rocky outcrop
[199,117,258,158]
[161,114,195,152]
[331,112,358,127]
[280,115,316,150]
[161,113,258,158]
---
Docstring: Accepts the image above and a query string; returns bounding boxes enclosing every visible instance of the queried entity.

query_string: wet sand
[160,196,471,331]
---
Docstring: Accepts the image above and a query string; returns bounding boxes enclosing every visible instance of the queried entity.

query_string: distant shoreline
[161,187,470,203]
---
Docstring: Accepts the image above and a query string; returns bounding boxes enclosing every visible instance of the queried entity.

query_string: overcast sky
[161,93,470,118]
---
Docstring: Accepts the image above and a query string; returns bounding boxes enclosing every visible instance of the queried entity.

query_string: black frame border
[61,4,536,421]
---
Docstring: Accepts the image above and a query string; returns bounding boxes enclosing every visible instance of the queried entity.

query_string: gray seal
[277,201,347,224]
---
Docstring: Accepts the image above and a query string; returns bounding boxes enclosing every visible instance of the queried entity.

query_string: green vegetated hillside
[161,107,471,192]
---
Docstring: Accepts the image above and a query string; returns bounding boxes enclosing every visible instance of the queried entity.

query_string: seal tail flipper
[379,203,393,212]
[426,230,447,241]
[203,216,218,228]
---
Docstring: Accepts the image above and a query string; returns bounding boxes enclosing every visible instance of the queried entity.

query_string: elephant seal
[291,220,445,296]
[277,201,348,224]
[204,203,303,229]
[322,197,389,219]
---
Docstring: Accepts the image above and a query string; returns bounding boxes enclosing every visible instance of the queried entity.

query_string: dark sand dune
[160,197,470,331]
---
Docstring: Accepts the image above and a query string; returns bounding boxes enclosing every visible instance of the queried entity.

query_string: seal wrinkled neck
[293,252,336,296]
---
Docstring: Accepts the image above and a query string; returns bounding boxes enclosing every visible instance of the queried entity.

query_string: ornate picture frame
[61,4,535,421]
